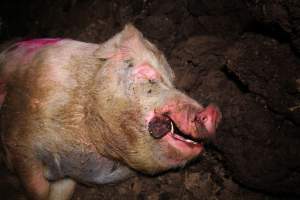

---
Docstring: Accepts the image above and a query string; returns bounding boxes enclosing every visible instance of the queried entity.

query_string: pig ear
[120,23,143,42]
[94,23,143,60]
[94,31,122,60]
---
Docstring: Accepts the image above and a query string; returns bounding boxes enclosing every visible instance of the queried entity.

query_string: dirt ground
[0,0,299,199]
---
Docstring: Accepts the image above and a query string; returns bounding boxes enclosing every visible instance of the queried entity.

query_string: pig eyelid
[99,58,108,62]
[124,59,134,68]
[148,79,157,84]
[132,64,161,82]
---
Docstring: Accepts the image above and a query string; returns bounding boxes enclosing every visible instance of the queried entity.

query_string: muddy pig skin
[0,24,221,200]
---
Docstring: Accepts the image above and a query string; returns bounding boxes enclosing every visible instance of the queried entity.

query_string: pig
[0,24,221,200]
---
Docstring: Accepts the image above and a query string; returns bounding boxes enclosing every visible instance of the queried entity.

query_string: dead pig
[0,24,221,200]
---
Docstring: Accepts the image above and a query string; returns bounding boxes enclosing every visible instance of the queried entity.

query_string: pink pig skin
[0,24,221,200]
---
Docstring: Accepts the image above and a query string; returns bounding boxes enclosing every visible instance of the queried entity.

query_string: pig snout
[195,104,222,136]
[148,104,221,144]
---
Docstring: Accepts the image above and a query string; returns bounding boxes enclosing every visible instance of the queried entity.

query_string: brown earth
[0,0,299,199]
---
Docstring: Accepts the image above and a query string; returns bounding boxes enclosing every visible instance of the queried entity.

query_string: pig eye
[124,59,134,68]
[148,79,157,84]
[132,64,161,84]
[99,58,107,62]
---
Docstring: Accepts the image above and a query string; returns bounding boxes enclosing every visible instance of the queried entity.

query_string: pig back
[0,39,103,174]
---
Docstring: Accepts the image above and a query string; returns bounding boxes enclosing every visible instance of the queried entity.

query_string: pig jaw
[91,96,221,174]
[146,98,221,168]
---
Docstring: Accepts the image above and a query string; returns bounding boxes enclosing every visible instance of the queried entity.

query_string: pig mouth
[148,115,205,145]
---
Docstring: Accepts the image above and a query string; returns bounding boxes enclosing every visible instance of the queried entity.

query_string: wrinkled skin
[0,24,221,200]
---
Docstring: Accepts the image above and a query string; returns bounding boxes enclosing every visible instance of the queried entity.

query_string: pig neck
[56,50,115,161]
[78,60,121,162]
[83,103,119,160]
[65,48,124,164]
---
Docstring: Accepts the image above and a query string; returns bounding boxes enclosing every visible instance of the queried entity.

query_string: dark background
[0,0,300,199]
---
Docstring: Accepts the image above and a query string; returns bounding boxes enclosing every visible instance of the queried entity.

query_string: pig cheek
[154,140,190,166]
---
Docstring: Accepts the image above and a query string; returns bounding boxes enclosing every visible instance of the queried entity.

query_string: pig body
[0,25,221,200]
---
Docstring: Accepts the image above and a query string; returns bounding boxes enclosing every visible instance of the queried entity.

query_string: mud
[0,0,299,199]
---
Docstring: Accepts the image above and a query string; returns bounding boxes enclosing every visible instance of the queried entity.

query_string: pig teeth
[170,121,174,135]
[170,121,198,144]
[185,139,198,145]
[172,133,198,144]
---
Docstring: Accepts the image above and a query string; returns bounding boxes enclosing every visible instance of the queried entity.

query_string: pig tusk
[169,121,198,144]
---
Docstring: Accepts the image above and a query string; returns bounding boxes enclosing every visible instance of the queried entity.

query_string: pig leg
[16,161,75,200]
[48,179,76,200]
[17,162,50,200]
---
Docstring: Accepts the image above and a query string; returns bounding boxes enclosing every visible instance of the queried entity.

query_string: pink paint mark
[17,38,62,55]
[14,38,62,64]
[17,38,62,47]
[0,39,62,107]
[133,63,161,81]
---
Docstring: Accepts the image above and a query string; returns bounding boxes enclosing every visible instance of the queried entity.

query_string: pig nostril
[196,114,208,123]
[201,115,207,122]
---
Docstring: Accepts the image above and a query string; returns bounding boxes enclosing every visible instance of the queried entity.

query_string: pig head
[0,24,221,200]
[92,25,222,173]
